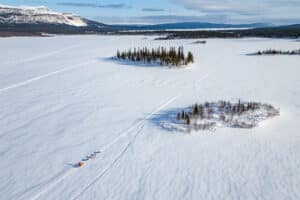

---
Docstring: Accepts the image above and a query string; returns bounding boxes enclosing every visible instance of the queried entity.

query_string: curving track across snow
[70,95,181,200]
[23,95,180,200]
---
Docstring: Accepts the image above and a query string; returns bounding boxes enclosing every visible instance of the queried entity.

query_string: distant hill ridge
[0,4,299,37]
[0,4,87,26]
[0,4,112,33]
[112,22,269,31]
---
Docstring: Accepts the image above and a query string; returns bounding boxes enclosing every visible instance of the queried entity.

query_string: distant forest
[115,25,300,40]
[1,24,300,38]
[116,46,194,67]
[252,49,300,55]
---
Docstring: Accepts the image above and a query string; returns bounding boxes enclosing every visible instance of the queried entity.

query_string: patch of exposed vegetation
[192,40,206,44]
[250,49,300,55]
[116,46,194,67]
[156,100,279,132]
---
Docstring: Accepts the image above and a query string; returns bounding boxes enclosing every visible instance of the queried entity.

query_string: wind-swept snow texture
[0,36,300,200]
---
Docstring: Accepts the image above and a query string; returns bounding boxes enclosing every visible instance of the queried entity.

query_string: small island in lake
[116,46,194,67]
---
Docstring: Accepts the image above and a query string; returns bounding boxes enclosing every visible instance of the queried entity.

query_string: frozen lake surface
[0,36,300,200]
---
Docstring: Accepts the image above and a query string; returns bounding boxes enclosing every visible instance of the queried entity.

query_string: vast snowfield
[0,35,300,200]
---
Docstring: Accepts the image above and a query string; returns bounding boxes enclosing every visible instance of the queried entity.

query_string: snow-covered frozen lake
[0,35,300,200]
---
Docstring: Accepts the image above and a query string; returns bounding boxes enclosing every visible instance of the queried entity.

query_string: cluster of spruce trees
[176,100,262,125]
[116,46,194,66]
[217,100,261,114]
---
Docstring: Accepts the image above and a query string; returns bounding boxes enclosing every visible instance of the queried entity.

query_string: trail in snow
[27,95,180,200]
[29,168,77,200]
[70,95,181,200]
[71,125,146,200]
[0,60,97,94]
[3,44,84,67]
[100,95,181,153]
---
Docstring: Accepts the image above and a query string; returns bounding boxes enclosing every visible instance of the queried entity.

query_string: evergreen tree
[185,114,190,125]
[187,52,194,64]
[121,52,126,59]
[193,104,199,115]
[181,110,185,119]
[177,113,181,121]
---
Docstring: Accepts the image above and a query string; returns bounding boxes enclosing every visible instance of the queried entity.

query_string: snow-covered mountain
[0,4,87,27]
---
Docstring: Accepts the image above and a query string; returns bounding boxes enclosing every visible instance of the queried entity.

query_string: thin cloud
[142,8,165,12]
[173,0,300,24]
[175,0,300,14]
[57,2,126,9]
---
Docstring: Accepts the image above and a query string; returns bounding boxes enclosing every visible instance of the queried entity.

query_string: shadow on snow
[104,57,163,68]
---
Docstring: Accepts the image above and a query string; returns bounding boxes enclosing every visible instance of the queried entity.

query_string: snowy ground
[0,36,300,200]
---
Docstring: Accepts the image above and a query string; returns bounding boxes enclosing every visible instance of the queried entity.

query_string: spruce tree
[181,110,185,119]
[185,114,190,125]
[187,52,194,64]
[193,104,199,115]
[177,113,181,121]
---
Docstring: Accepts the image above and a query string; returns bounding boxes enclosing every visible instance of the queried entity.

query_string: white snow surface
[0,36,300,200]
[0,4,87,27]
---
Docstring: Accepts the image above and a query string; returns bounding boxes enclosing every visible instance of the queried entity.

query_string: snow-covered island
[115,46,194,67]
[156,101,279,132]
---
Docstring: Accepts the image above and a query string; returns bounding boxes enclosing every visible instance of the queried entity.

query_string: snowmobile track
[3,44,84,67]
[99,95,181,153]
[0,60,97,94]
[70,95,180,200]
[24,95,180,200]
[71,124,146,200]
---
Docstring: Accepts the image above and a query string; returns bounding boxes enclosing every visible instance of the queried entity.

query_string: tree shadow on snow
[148,107,189,133]
[103,57,164,68]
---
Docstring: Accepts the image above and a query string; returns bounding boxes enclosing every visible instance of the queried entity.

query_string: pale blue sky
[1,0,299,24]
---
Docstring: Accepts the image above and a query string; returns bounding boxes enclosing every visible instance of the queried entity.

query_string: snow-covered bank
[0,36,300,200]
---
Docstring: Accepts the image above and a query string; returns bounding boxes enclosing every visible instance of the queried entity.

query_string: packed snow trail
[99,95,181,152]
[70,95,180,200]
[71,125,146,200]
[24,95,180,200]
[3,44,84,66]
[29,168,77,200]
[0,60,97,94]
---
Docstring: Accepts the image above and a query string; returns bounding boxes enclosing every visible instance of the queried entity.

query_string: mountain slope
[0,4,112,34]
[0,5,87,27]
